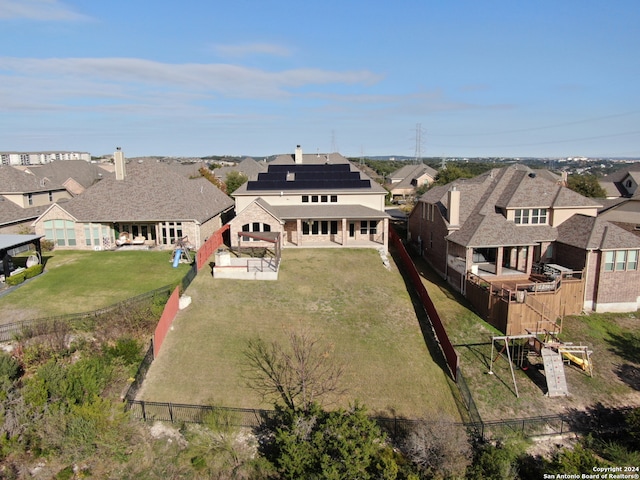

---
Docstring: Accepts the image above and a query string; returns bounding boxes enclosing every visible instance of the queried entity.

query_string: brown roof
[46,160,234,223]
[557,214,640,250]
[418,165,600,248]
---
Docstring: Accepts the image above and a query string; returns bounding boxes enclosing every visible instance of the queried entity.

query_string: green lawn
[412,253,640,421]
[139,248,461,420]
[0,250,191,323]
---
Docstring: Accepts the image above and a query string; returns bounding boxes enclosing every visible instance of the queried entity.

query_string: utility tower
[414,123,424,165]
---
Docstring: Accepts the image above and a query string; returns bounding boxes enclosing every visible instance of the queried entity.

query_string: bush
[5,273,25,286]
[4,264,43,286]
[0,352,21,381]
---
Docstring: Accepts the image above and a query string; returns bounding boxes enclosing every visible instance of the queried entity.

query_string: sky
[1,0,639,159]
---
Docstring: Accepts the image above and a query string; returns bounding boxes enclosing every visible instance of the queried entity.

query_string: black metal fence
[0,284,173,342]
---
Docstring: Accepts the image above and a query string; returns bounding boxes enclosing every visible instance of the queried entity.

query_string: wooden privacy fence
[389,228,459,380]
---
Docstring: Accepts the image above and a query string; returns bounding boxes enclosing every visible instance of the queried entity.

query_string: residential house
[598,164,640,236]
[32,152,234,250]
[386,163,437,202]
[212,157,268,182]
[0,161,105,233]
[408,165,640,333]
[230,146,390,252]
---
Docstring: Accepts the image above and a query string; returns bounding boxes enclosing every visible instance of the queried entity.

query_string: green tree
[567,174,607,198]
[225,171,248,195]
[433,165,474,186]
[266,403,400,480]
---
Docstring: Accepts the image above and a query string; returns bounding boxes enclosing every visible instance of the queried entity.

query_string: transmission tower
[414,123,424,164]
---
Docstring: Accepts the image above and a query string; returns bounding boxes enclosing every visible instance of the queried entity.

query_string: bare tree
[402,417,472,479]
[242,329,344,412]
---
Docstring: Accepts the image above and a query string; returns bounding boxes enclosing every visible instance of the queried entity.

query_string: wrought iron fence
[0,284,173,342]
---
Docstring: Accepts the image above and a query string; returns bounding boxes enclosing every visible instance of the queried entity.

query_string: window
[321,195,328,203]
[616,250,626,271]
[515,208,548,225]
[1,154,9,165]
[360,220,378,235]
[161,221,183,245]
[330,221,338,235]
[48,191,53,202]
[241,222,272,241]
[302,195,309,203]
[321,221,329,234]
[330,195,337,203]
[27,193,33,206]
[44,219,76,246]
[531,208,547,224]
[311,195,319,203]
[604,250,639,272]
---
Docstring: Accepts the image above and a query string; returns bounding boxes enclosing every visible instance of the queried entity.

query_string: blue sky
[1,0,639,159]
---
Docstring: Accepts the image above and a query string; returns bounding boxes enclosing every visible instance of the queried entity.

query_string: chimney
[114,147,126,180]
[448,186,460,227]
[295,145,303,164]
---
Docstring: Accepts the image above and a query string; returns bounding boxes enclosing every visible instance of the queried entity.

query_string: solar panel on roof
[245,162,370,190]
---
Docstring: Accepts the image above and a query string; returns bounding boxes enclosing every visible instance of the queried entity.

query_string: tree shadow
[614,363,640,391]
[562,402,634,438]
[388,243,453,381]
[606,330,640,364]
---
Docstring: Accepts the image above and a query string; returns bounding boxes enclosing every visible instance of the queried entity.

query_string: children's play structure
[171,236,193,267]
[488,328,593,398]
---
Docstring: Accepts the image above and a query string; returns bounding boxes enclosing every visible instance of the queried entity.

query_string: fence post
[141,401,147,422]
[169,402,174,423]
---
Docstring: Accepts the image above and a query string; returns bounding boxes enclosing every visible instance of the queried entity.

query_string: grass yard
[412,254,640,421]
[0,249,190,323]
[139,248,461,420]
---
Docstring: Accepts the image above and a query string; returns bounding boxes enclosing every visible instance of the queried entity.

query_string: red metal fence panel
[196,224,230,271]
[389,228,459,380]
[154,286,180,358]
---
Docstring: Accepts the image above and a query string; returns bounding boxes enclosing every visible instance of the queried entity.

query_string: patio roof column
[296,219,302,246]
[342,218,348,246]
[382,217,389,253]
[525,245,534,275]
[496,247,504,276]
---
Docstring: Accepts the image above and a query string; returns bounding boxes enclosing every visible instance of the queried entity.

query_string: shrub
[0,352,21,381]
[103,338,142,366]
[24,264,44,279]
[5,273,25,286]
[40,239,55,252]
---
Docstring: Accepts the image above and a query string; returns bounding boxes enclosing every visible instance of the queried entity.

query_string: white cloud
[212,42,293,58]
[0,57,383,104]
[0,0,90,21]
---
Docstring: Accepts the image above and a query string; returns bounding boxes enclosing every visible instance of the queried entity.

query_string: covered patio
[0,234,44,281]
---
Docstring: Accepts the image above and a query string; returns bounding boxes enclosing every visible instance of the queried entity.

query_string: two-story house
[229,146,390,252]
[386,163,437,202]
[408,165,640,333]
[0,161,105,233]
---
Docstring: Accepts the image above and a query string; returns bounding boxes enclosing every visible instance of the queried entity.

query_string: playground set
[488,325,593,398]
[171,236,194,267]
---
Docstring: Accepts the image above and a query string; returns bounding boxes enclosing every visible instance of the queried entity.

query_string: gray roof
[0,198,48,226]
[556,214,640,250]
[26,161,107,190]
[213,157,267,181]
[598,163,640,198]
[388,164,437,184]
[0,165,65,194]
[271,204,390,220]
[45,160,234,223]
[0,234,44,251]
[271,152,350,166]
[419,164,600,248]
